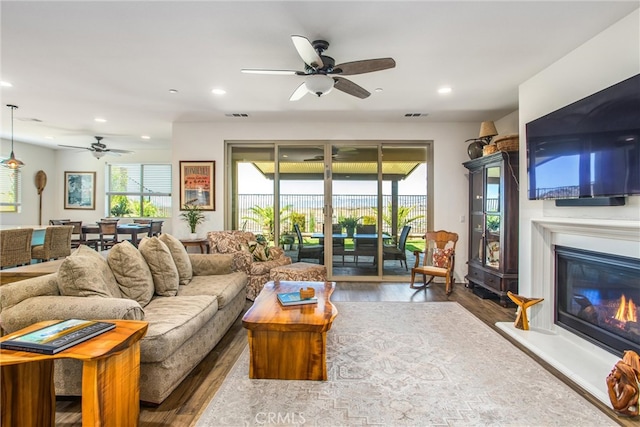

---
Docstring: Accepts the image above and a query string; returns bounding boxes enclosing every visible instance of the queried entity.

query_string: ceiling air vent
[404,113,428,118]
[225,113,249,118]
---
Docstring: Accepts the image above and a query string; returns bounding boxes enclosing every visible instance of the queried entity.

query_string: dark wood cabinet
[463,151,519,306]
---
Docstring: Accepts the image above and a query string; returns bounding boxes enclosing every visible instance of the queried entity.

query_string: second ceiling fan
[241,35,396,101]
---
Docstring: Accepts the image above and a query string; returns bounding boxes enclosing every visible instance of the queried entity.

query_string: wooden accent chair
[0,228,34,269]
[410,230,459,295]
[383,225,411,270]
[294,223,323,264]
[97,221,120,251]
[31,226,73,263]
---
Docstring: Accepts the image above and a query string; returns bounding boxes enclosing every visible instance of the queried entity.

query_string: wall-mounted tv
[526,74,640,202]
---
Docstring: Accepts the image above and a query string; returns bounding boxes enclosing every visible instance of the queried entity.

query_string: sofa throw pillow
[58,245,122,298]
[139,237,179,296]
[158,233,193,285]
[107,240,155,306]
[248,234,272,262]
[432,248,453,268]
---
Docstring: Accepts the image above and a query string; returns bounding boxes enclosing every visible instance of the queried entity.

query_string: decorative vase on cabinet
[463,151,519,307]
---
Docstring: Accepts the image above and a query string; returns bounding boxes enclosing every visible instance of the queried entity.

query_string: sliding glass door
[227,141,431,281]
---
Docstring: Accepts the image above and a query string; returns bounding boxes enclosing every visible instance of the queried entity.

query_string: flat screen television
[526,74,640,202]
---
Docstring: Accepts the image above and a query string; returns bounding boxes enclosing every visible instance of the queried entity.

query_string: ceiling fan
[58,136,133,159]
[241,35,395,101]
[303,146,357,162]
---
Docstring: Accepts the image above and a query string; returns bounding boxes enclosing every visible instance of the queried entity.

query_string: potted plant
[338,216,360,237]
[280,233,295,251]
[180,200,205,239]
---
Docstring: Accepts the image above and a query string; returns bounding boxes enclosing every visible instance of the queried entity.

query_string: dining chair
[410,230,459,295]
[133,219,154,239]
[0,228,34,269]
[49,219,70,225]
[150,220,163,237]
[294,223,323,264]
[383,225,411,270]
[97,221,120,251]
[354,224,377,266]
[31,226,73,263]
[67,221,99,250]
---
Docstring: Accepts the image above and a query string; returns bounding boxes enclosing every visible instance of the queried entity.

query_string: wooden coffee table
[0,319,148,427]
[242,280,338,380]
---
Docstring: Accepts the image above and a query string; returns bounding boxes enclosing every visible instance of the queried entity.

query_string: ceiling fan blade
[241,68,304,76]
[104,152,122,157]
[58,144,92,151]
[291,35,323,69]
[289,82,309,101]
[106,149,133,154]
[333,77,371,99]
[332,58,396,76]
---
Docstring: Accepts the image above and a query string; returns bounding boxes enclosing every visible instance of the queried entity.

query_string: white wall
[172,120,477,280]
[518,9,640,295]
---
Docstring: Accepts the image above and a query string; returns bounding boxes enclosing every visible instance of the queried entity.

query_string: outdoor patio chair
[354,225,377,266]
[383,225,411,270]
[294,223,323,264]
[410,230,458,295]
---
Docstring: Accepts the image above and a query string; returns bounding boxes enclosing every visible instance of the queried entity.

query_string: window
[0,168,21,213]
[106,163,171,217]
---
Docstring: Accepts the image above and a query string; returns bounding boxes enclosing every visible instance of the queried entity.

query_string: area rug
[196,302,615,426]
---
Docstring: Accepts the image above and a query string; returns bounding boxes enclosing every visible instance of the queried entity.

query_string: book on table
[0,319,116,355]
[277,292,318,306]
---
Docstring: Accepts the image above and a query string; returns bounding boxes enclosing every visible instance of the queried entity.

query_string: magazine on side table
[0,319,116,355]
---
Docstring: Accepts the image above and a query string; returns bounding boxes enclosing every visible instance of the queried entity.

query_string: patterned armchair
[207,230,292,300]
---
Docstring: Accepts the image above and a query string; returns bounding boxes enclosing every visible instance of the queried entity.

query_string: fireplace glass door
[555,246,640,356]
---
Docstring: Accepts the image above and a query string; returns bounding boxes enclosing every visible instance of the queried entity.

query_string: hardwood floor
[53,282,635,426]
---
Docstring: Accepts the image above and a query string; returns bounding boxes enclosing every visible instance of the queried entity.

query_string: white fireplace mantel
[497,217,640,406]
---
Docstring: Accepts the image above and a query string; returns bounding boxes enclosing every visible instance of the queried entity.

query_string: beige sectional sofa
[0,233,247,404]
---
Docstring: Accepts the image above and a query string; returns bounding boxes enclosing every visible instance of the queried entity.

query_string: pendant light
[1,104,25,169]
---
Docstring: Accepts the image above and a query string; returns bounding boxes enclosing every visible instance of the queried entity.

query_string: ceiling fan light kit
[1,104,26,170]
[58,135,133,158]
[241,35,395,101]
[305,74,334,97]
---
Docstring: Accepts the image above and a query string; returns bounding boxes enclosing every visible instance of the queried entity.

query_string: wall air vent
[404,113,428,117]
[225,113,249,118]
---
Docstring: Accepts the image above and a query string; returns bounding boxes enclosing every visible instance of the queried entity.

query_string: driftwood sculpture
[35,170,47,225]
[507,291,544,330]
[606,350,640,417]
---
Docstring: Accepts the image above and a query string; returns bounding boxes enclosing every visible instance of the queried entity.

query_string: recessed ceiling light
[0,81,13,87]
[169,89,178,94]
[375,88,383,92]
[45,136,55,140]
[211,88,226,95]
[94,117,107,123]
[438,86,452,94]
[141,135,151,140]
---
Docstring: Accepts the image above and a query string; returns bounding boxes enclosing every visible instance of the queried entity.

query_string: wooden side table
[180,238,210,254]
[0,320,148,427]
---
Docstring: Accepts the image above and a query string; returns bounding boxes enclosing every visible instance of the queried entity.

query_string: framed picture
[64,171,96,210]
[180,161,215,211]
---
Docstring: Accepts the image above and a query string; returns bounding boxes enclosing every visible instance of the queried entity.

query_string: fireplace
[496,218,640,406]
[555,246,640,357]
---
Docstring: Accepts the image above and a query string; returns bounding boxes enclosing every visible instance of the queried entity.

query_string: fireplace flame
[614,294,638,323]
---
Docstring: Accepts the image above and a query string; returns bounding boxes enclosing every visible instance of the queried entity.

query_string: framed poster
[180,161,215,211]
[64,171,96,210]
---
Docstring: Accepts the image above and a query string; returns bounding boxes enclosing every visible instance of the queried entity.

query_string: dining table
[82,223,151,248]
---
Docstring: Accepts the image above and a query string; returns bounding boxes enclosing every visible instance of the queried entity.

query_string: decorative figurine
[606,350,640,417]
